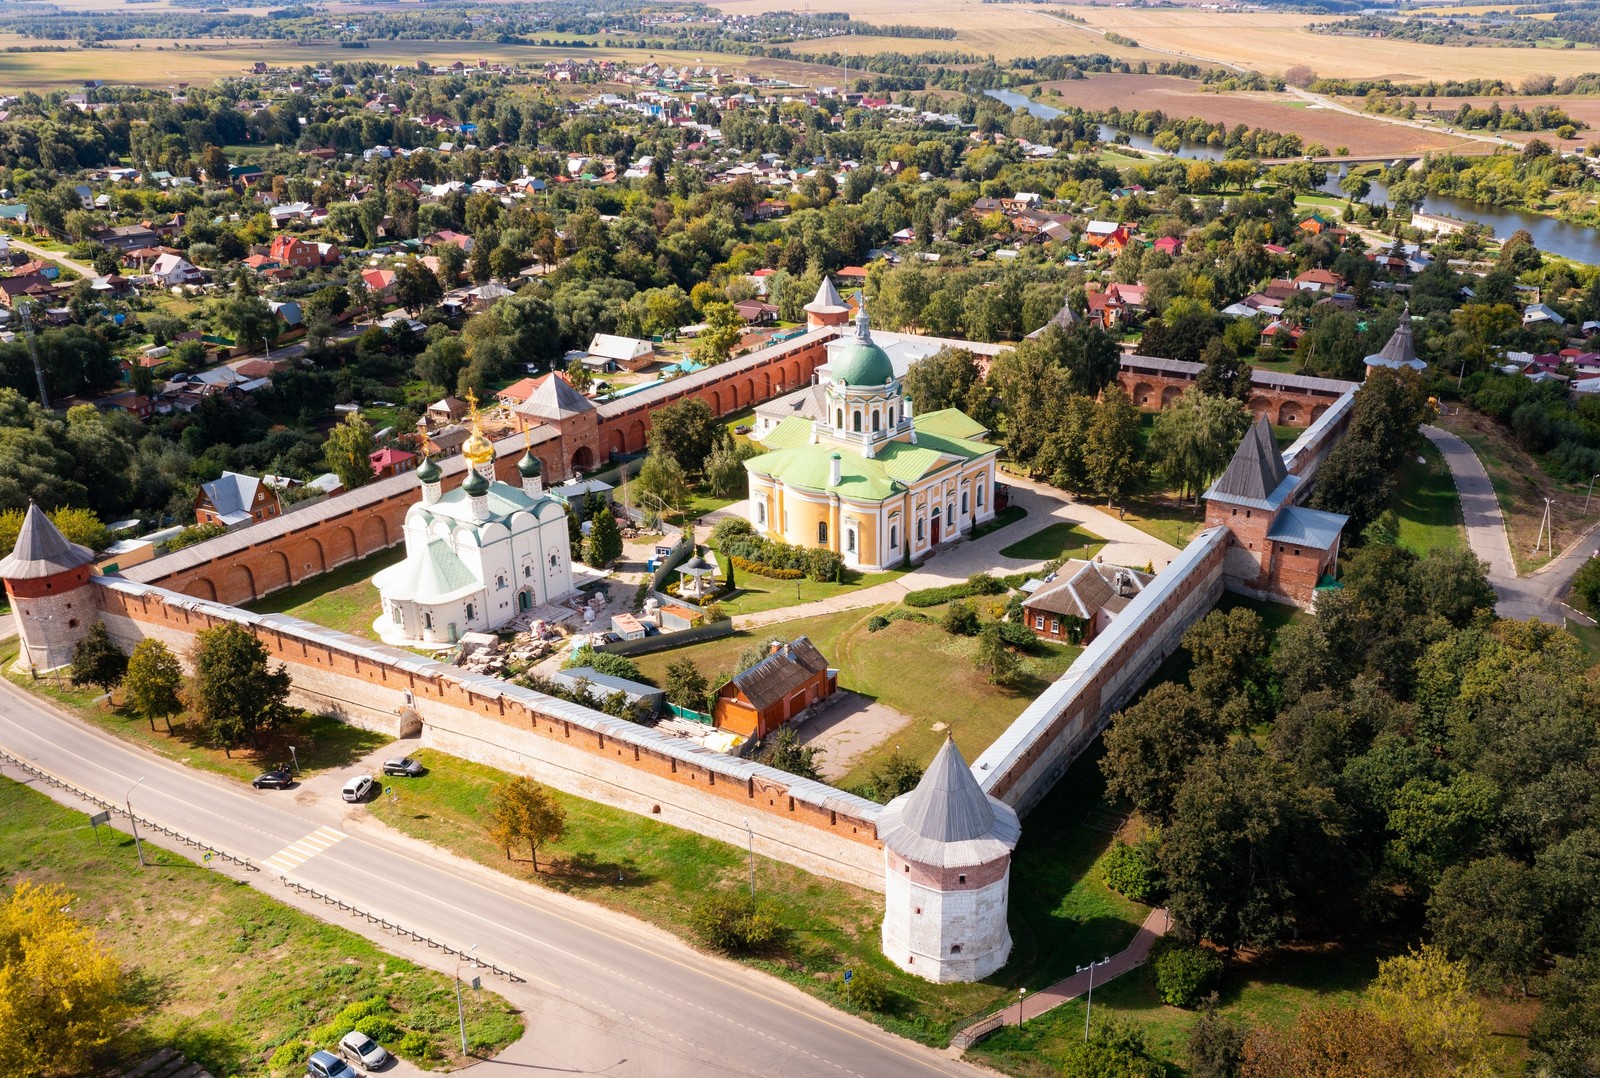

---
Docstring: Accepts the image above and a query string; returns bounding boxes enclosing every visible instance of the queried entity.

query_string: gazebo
[677,554,717,601]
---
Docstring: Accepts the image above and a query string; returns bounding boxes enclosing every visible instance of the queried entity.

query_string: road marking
[260,825,346,874]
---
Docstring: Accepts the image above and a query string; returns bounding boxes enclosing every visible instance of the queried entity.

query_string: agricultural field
[1063,3,1600,81]
[1042,73,1488,157]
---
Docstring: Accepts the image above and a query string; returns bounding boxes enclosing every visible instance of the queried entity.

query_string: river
[986,87,1600,264]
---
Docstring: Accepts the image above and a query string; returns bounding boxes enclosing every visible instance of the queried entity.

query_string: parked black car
[252,769,293,789]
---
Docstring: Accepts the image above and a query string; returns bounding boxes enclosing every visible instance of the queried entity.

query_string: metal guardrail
[0,747,258,872]
[275,875,525,984]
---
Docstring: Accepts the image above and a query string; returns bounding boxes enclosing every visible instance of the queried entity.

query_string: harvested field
[1041,72,1487,155]
[0,35,861,90]
[1065,4,1600,81]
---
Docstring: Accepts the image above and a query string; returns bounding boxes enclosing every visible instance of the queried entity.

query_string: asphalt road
[0,679,988,1078]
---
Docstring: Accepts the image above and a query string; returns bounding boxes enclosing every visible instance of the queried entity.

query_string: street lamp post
[1077,957,1112,1041]
[455,943,478,1056]
[1017,987,1026,1026]
[1585,473,1600,513]
[125,777,147,868]
[743,817,755,898]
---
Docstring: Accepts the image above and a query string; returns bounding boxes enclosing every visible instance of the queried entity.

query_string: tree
[585,506,622,568]
[1530,953,1600,1078]
[322,411,376,491]
[431,242,467,285]
[1368,945,1494,1076]
[1427,855,1548,992]
[1102,683,1226,825]
[1149,392,1251,502]
[563,357,593,393]
[1195,337,1251,401]
[1385,774,1498,888]
[664,658,709,711]
[976,623,1022,687]
[756,727,823,781]
[1242,1006,1417,1077]
[1188,1006,1248,1078]
[124,639,183,732]
[198,143,228,186]
[1085,384,1143,505]
[903,346,982,413]
[634,452,689,517]
[69,624,126,700]
[214,294,275,351]
[189,622,292,753]
[1182,607,1269,726]
[484,776,567,872]
[0,507,108,558]
[0,881,133,1078]
[646,397,721,476]
[394,259,443,316]
[1061,1018,1164,1078]
[693,302,745,365]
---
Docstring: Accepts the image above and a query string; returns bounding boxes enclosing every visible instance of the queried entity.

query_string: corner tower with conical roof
[0,503,100,671]
[879,736,1021,982]
[803,275,851,329]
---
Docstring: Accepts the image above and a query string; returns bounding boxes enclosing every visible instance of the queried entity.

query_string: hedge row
[903,572,1009,608]
[729,554,804,580]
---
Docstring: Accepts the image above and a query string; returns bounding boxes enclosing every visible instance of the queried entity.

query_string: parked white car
[341,775,374,803]
[338,1029,389,1069]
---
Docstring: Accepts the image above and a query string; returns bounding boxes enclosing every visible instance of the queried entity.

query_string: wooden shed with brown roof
[713,636,836,740]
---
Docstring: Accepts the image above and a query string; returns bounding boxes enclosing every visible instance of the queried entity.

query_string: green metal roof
[745,414,997,501]
[913,407,988,441]
[746,447,898,500]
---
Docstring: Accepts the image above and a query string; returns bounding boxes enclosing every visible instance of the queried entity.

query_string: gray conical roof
[1364,307,1426,370]
[518,374,594,422]
[804,275,848,313]
[1209,416,1287,503]
[878,737,1020,867]
[0,503,96,580]
[1026,295,1080,339]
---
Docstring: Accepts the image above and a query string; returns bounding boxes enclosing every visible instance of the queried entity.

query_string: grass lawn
[1391,437,1465,555]
[1116,494,1206,553]
[0,639,389,786]
[970,504,1028,539]
[0,777,522,1075]
[365,748,1009,1045]
[716,567,908,616]
[628,604,1080,791]
[999,522,1106,562]
[245,547,403,639]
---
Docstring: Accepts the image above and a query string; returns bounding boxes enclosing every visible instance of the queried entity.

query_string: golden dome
[462,389,494,465]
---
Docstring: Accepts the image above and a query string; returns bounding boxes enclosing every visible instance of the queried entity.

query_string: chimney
[829,453,841,486]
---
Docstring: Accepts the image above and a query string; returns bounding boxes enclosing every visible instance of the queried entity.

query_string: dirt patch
[1040,73,1486,156]
[793,690,916,781]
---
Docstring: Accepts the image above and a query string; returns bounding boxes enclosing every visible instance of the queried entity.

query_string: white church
[373,396,574,647]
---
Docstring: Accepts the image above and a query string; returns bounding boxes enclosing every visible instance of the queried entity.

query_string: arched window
[756,501,767,525]
[977,482,985,507]
[888,407,896,426]
[835,408,843,428]
[889,522,899,548]
[846,529,857,554]
[853,411,862,432]
[871,409,880,431]
[465,602,477,621]
[916,518,924,541]
[818,521,829,544]
[961,490,969,514]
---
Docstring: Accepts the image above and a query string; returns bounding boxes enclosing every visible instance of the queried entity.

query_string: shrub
[904,582,976,608]
[997,618,1039,651]
[1101,839,1162,903]
[843,967,892,1012]
[353,1016,400,1043]
[730,554,803,580]
[1153,942,1224,1008]
[701,601,729,622]
[710,517,755,547]
[267,1042,308,1072]
[565,645,641,681]
[804,546,844,582]
[396,1030,438,1062]
[690,891,786,953]
[941,600,980,636]
[866,615,890,632]
[309,997,394,1043]
[965,572,1006,595]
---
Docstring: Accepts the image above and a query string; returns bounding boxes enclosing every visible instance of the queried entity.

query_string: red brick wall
[1118,369,1344,429]
[96,580,885,853]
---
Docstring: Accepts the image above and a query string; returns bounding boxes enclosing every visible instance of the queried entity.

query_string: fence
[276,876,524,983]
[667,703,713,725]
[0,747,258,872]
[600,618,734,657]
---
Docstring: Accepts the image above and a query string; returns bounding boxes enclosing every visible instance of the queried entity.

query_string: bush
[396,1030,438,1062]
[309,997,394,1043]
[997,618,1039,651]
[564,645,641,681]
[1152,942,1224,1008]
[965,572,1006,596]
[941,600,980,636]
[267,1042,308,1072]
[690,891,786,953]
[730,553,804,580]
[866,615,890,631]
[905,573,1012,608]
[352,1016,400,1043]
[1101,839,1162,903]
[710,517,755,547]
[1571,555,1600,613]
[843,967,892,1012]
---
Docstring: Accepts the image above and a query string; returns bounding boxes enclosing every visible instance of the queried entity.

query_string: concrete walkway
[1424,425,1597,626]
[1005,908,1171,1027]
[8,237,98,279]
[731,480,1183,631]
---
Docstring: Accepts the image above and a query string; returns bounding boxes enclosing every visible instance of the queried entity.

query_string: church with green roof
[743,307,1001,571]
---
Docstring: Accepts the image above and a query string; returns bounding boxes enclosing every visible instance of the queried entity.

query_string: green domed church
[744,307,1000,571]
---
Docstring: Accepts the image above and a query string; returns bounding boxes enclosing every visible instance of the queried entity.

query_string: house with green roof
[743,308,1001,571]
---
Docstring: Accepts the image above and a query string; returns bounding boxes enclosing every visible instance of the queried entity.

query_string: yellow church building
[743,309,1000,571]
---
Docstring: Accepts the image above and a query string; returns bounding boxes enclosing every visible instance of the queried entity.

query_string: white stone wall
[9,586,96,671]
[881,854,1012,983]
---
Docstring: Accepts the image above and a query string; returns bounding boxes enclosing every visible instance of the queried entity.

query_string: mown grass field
[1391,437,1466,555]
[999,522,1106,562]
[245,547,402,640]
[0,776,522,1075]
[714,567,908,616]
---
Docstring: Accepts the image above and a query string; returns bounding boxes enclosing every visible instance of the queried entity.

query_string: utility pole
[743,816,755,898]
[125,777,147,868]
[1077,957,1112,1042]
[455,943,478,1056]
[1534,497,1555,556]
[17,300,48,407]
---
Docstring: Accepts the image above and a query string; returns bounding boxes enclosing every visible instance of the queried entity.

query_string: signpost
[843,968,852,1008]
[88,809,110,844]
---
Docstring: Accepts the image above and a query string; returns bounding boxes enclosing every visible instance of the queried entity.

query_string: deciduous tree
[484,776,567,872]
[322,411,376,491]
[124,638,183,732]
[1102,682,1226,825]
[189,623,291,753]
[69,624,126,700]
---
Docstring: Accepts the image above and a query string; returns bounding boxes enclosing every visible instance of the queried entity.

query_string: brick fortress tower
[879,736,1020,982]
[0,503,100,671]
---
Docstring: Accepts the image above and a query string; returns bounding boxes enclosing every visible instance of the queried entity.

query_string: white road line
[262,825,346,873]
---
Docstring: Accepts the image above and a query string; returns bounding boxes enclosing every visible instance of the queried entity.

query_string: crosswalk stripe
[263,826,346,875]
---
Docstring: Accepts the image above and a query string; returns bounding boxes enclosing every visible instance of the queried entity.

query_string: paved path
[0,680,988,1078]
[731,480,1182,631]
[1423,425,1597,626]
[8,237,98,279]
[1005,908,1170,1027]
